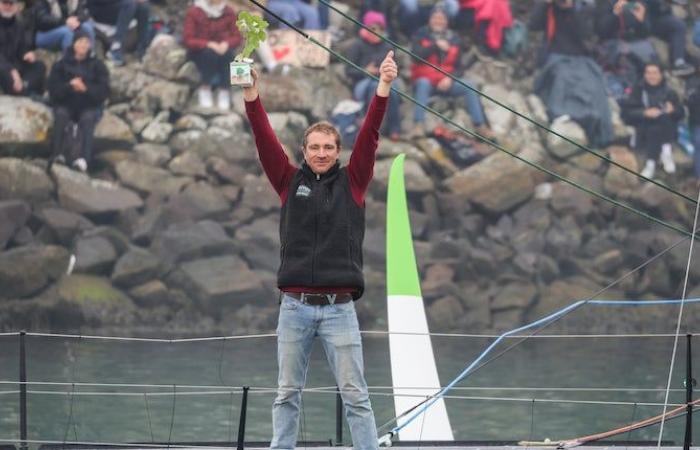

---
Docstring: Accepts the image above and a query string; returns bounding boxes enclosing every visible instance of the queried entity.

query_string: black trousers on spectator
[650,14,686,63]
[635,117,675,160]
[189,48,235,88]
[50,106,101,163]
[0,61,46,95]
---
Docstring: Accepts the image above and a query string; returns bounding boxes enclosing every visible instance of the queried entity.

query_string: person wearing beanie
[86,0,150,66]
[47,29,109,172]
[34,0,95,51]
[410,5,492,138]
[0,0,46,96]
[345,10,402,140]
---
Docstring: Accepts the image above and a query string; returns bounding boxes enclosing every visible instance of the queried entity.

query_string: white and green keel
[386,155,454,441]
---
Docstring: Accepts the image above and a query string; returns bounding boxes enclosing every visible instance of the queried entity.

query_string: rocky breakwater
[1,34,699,335]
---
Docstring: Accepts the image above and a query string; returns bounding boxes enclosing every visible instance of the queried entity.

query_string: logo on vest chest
[295,184,312,198]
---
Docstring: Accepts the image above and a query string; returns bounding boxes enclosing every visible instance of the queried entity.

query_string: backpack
[330,99,364,146]
[502,20,527,58]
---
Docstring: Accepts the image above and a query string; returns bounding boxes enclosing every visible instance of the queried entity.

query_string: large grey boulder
[142,34,188,80]
[111,246,162,288]
[52,164,143,214]
[133,79,191,113]
[444,152,539,214]
[0,96,52,154]
[74,236,118,275]
[150,220,237,265]
[235,215,280,271]
[115,159,190,195]
[239,174,282,212]
[545,116,587,159]
[373,157,434,193]
[0,200,31,249]
[36,207,94,245]
[94,111,135,148]
[0,245,70,298]
[0,158,54,202]
[178,255,264,307]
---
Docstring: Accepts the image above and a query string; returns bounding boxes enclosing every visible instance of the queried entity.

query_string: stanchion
[684,334,695,450]
[237,386,249,450]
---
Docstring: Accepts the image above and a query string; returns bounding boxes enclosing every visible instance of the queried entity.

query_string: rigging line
[657,186,700,448]
[14,389,688,407]
[244,0,696,240]
[315,0,697,206]
[63,335,83,446]
[24,332,277,342]
[167,384,177,450]
[227,390,235,444]
[217,337,227,386]
[624,402,638,450]
[14,330,700,341]
[386,298,700,437]
[0,438,252,449]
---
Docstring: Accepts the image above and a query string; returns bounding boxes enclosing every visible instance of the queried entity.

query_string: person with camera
[242,50,398,450]
[620,61,684,178]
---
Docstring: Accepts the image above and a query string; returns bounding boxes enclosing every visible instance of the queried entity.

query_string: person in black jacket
[35,0,95,51]
[0,0,45,96]
[346,11,401,140]
[86,0,150,65]
[529,0,590,59]
[47,28,108,172]
[621,61,684,178]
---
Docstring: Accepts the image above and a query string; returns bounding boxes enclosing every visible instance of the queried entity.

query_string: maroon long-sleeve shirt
[244,93,388,294]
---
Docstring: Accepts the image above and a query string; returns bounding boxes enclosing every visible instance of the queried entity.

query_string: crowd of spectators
[1,0,700,179]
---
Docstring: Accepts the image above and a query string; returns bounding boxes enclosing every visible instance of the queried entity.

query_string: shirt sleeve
[347,93,388,206]
[244,96,297,203]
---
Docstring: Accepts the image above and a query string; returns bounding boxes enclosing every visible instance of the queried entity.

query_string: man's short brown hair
[302,121,342,149]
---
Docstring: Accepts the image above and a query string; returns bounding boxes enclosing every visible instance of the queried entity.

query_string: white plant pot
[230,58,253,87]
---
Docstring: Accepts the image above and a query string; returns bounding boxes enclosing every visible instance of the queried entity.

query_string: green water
[0,332,697,446]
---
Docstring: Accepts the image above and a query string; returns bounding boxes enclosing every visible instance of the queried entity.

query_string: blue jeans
[267,0,321,30]
[272,294,377,450]
[354,77,402,135]
[413,77,486,127]
[89,0,150,53]
[36,21,95,51]
[692,125,700,178]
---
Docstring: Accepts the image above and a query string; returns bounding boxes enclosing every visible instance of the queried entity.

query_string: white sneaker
[198,86,213,109]
[641,159,656,179]
[216,88,231,111]
[660,144,676,174]
[72,158,87,172]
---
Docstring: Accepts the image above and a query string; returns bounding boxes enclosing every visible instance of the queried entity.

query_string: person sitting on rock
[346,10,402,140]
[86,0,150,65]
[410,4,492,138]
[620,61,684,178]
[398,0,459,38]
[47,28,109,172]
[530,0,614,148]
[183,0,240,111]
[0,0,46,97]
[34,0,95,51]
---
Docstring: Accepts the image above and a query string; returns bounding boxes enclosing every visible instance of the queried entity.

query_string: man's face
[303,131,340,175]
[0,0,17,19]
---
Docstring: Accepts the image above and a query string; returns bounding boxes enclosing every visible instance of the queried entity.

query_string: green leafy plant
[235,11,269,61]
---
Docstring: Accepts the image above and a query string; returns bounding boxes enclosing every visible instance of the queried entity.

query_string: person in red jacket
[183,0,241,110]
[410,5,490,137]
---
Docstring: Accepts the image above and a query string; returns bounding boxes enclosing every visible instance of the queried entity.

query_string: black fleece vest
[278,162,365,299]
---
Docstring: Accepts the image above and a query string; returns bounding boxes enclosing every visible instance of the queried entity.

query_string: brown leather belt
[285,292,353,305]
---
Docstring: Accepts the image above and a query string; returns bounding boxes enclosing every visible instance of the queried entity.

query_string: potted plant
[230,11,269,87]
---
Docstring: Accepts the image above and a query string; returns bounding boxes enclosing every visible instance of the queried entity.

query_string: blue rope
[388,297,700,437]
